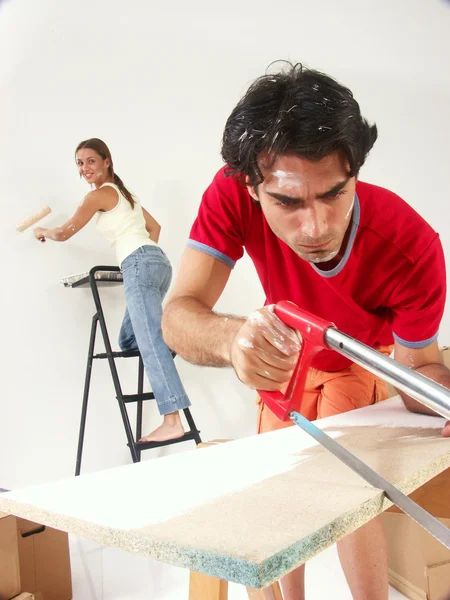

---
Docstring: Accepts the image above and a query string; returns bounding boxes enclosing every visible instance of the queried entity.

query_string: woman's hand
[33,227,47,241]
[230,305,301,391]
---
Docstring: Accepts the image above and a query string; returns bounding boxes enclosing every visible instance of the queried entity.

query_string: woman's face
[76,148,110,186]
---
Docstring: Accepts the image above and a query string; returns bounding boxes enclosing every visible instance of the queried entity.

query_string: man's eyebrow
[265,178,351,204]
[316,178,351,198]
[265,192,304,205]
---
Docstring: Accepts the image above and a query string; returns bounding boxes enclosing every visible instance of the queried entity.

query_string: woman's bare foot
[139,411,185,443]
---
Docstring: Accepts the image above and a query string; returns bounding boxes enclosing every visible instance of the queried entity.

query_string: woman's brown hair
[75,138,135,208]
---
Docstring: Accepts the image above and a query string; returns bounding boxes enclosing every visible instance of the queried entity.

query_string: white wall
[1,0,449,488]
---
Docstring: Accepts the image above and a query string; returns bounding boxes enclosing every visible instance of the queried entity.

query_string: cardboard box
[382,467,450,600]
[0,512,72,600]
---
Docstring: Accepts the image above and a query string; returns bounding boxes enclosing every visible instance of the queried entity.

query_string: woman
[34,138,191,443]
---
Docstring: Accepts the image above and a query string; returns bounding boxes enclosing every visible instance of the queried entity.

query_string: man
[162,63,450,599]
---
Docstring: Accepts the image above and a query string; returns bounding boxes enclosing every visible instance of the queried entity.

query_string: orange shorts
[257,345,394,434]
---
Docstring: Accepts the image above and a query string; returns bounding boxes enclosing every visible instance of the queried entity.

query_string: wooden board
[0,398,449,588]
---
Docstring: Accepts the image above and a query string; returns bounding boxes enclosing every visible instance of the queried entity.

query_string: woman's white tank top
[95,182,156,266]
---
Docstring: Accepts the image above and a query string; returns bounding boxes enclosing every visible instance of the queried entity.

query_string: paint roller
[16,204,51,241]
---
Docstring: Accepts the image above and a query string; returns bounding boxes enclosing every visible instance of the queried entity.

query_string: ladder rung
[134,431,200,450]
[122,393,155,403]
[94,350,141,359]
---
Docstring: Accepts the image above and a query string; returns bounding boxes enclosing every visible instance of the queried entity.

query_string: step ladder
[61,265,202,475]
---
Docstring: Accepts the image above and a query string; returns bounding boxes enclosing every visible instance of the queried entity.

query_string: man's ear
[245,176,259,202]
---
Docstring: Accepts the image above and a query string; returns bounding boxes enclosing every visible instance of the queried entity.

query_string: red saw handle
[257,301,335,421]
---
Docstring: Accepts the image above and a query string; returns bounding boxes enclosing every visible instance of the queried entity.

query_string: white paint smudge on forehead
[272,170,305,189]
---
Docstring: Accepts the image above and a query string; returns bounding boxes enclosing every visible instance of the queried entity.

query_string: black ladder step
[94,350,141,359]
[133,430,201,450]
[122,393,155,403]
[94,350,176,359]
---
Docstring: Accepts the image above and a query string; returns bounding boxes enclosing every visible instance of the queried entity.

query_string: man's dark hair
[221,62,378,187]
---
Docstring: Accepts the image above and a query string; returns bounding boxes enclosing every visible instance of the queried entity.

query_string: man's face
[248,152,356,264]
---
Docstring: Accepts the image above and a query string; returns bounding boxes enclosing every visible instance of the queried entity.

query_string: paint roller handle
[258,302,335,421]
[33,227,47,242]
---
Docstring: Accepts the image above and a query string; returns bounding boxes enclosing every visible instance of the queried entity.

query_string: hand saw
[258,301,450,549]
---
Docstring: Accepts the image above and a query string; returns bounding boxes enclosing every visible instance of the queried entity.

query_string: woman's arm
[33,190,107,242]
[142,207,161,243]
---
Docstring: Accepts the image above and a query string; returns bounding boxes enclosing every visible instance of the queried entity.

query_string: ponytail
[113,173,135,209]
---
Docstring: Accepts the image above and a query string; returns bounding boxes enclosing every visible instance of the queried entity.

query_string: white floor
[69,536,408,600]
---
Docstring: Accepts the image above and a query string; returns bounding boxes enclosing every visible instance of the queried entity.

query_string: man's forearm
[162,296,245,367]
[399,363,450,415]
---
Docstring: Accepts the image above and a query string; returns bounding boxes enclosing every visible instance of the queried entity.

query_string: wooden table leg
[189,571,229,600]
[246,582,283,599]
[188,572,281,600]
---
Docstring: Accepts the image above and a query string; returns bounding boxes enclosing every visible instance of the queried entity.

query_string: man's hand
[230,305,301,390]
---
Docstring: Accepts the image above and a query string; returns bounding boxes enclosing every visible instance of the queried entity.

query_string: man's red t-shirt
[188,167,446,371]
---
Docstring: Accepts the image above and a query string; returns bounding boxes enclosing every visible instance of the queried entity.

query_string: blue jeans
[119,245,191,415]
